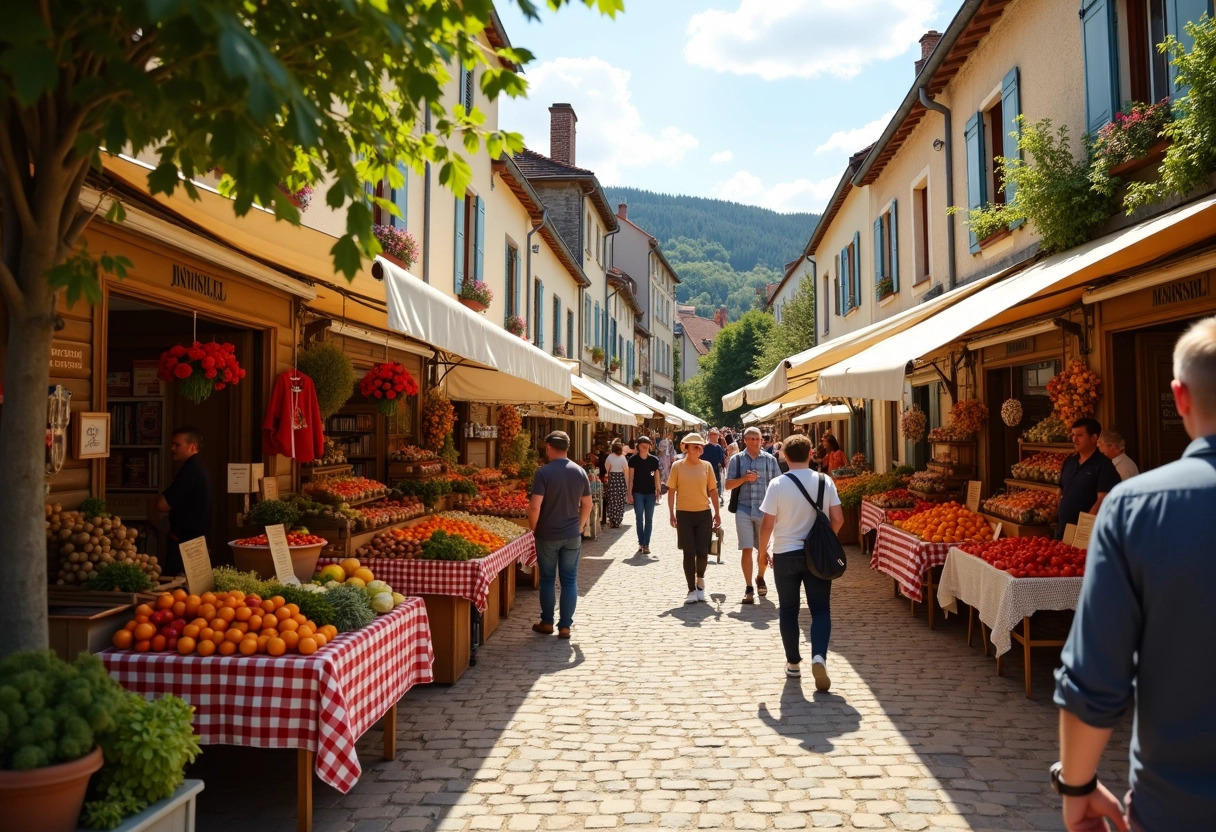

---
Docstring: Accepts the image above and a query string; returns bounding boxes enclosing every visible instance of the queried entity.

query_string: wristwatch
[1049,762,1098,796]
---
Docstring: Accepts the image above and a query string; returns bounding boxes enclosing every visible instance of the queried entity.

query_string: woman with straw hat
[666,433,721,604]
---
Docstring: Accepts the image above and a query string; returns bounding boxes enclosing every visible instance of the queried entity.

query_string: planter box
[49,602,133,661]
[1108,139,1170,177]
[94,779,204,832]
[837,506,860,545]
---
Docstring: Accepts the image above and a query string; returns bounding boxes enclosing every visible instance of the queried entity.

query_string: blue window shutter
[513,248,521,316]
[889,200,900,293]
[1081,0,1118,135]
[568,311,574,356]
[1001,66,1024,228]
[554,296,561,349]
[964,111,987,253]
[610,319,617,356]
[594,302,601,345]
[840,247,850,309]
[391,164,409,229]
[585,296,592,346]
[872,218,885,285]
[474,196,485,281]
[852,231,861,307]
[537,281,544,349]
[453,197,465,292]
[833,275,840,316]
[1167,0,1214,96]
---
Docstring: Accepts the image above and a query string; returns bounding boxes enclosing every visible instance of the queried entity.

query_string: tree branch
[0,259,24,317]
[0,122,38,235]
[57,158,92,248]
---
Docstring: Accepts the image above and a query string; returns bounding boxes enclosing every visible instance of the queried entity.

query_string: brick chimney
[915,30,942,76]
[713,307,727,328]
[617,203,628,220]
[549,103,577,165]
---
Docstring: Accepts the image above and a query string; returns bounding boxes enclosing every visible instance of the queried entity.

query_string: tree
[754,272,817,377]
[0,0,621,656]
[687,310,774,426]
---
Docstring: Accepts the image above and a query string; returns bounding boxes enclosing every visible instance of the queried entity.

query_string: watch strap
[1050,762,1099,796]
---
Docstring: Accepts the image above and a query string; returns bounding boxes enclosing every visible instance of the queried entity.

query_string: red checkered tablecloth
[860,500,888,535]
[322,533,536,613]
[870,523,953,602]
[101,598,433,793]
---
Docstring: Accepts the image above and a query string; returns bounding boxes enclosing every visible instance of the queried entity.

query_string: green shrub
[87,562,154,593]
[297,341,357,420]
[249,499,301,530]
[78,496,109,519]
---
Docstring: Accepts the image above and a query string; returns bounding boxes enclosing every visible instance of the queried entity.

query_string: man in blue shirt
[700,428,727,507]
[724,427,782,604]
[1053,317,1216,831]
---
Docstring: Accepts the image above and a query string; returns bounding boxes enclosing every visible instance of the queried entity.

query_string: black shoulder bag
[785,472,847,581]
[727,455,743,514]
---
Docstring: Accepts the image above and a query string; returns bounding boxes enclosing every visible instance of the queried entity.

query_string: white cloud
[815,109,896,155]
[498,57,698,185]
[713,170,839,213]
[710,150,735,164]
[685,0,940,80]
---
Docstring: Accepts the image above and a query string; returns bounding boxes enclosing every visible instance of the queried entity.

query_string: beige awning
[818,194,1216,401]
[570,375,643,425]
[606,381,695,427]
[792,403,852,424]
[380,257,572,404]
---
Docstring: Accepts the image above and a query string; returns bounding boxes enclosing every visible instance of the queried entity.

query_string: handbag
[727,456,742,514]
[785,472,847,581]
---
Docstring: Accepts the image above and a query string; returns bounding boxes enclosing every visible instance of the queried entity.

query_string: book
[132,360,163,396]
[136,401,162,446]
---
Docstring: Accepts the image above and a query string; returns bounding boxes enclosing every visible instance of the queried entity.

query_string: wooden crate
[481,575,501,644]
[837,505,860,545]
[499,563,516,617]
[418,593,472,684]
[979,512,1055,538]
[49,602,132,661]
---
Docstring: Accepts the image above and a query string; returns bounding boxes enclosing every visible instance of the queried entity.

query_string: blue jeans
[632,493,656,545]
[773,552,832,665]
[537,536,581,629]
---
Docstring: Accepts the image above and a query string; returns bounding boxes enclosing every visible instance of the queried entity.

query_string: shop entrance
[105,297,265,560]
[984,359,1056,496]
[1111,320,1195,473]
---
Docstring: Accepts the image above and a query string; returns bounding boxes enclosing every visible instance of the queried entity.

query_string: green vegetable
[273,585,336,627]
[394,478,451,507]
[449,478,478,497]
[0,651,128,771]
[325,584,375,632]
[212,566,275,597]
[86,562,154,593]
[78,496,110,519]
[419,530,488,561]
[81,694,200,829]
[249,499,301,530]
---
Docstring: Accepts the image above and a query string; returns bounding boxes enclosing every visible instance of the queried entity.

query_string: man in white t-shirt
[757,433,844,689]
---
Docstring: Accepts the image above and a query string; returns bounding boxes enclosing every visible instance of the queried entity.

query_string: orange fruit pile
[397,516,505,550]
[112,588,338,657]
[893,500,995,544]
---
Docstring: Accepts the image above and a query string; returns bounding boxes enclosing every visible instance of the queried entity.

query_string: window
[594,301,601,347]
[373,163,410,229]
[505,242,520,319]
[913,183,931,284]
[459,66,475,112]
[585,212,592,254]
[1124,0,1210,103]
[610,319,618,358]
[627,342,634,381]
[584,295,592,347]
[553,296,562,353]
[534,280,544,349]
[833,253,841,316]
[1082,0,1119,134]
[567,310,575,358]
[873,200,899,298]
[840,233,860,311]
[453,193,484,293]
[964,66,1021,252]
[823,273,831,334]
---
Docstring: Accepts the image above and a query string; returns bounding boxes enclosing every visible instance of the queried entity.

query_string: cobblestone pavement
[192,500,1131,832]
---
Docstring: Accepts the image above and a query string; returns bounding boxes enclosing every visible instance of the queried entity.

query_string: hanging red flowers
[359,362,419,416]
[158,341,246,404]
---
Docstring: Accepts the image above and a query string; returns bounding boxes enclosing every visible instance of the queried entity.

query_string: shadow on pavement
[757,677,862,753]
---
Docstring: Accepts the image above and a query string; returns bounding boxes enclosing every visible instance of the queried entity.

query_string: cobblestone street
[192,503,1131,832]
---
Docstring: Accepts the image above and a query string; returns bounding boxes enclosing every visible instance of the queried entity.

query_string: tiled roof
[678,312,722,357]
[512,148,619,231]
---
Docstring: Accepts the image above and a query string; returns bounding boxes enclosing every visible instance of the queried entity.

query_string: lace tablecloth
[937,547,1084,656]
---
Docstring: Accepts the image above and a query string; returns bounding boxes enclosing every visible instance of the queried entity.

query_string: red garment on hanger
[263,370,325,462]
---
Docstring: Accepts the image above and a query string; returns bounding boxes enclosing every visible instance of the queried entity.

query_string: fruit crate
[390,461,446,480]
[49,601,133,661]
[978,511,1054,538]
[907,488,954,503]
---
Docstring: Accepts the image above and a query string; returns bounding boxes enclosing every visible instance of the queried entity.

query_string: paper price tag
[1072,512,1096,551]
[261,476,280,500]
[227,463,251,494]
[965,480,982,513]
[250,463,264,489]
[992,522,1003,541]
[1062,523,1077,547]
[179,536,213,594]
[264,524,300,586]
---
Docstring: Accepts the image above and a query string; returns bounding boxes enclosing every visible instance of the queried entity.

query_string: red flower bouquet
[158,341,246,404]
[359,362,419,416]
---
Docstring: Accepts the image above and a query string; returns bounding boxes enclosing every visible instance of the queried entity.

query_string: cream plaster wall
[813,185,872,342]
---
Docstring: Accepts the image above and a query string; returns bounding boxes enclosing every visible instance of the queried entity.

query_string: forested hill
[604,187,818,272]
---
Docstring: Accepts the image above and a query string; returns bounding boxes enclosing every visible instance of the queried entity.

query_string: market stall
[938,543,1085,697]
[102,598,434,832]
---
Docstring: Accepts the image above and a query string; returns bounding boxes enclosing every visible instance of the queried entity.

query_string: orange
[196,639,216,657]
[239,637,259,656]
[210,618,228,632]
[280,630,299,650]
[217,606,236,623]
[230,621,249,634]
[135,639,151,652]
[279,618,299,633]
[177,636,196,655]
[183,624,201,639]
[262,627,278,639]
[320,625,338,641]
[248,614,263,632]
[172,601,187,618]
[271,596,286,610]
[292,614,307,626]
[198,603,217,621]
[112,629,134,649]
[257,634,271,651]
[312,632,327,648]
[151,635,167,651]
[261,599,276,614]
[266,637,287,657]
[185,595,201,614]
[200,591,217,605]
[134,622,156,642]
[298,625,314,639]
[199,627,215,643]
[135,603,154,618]
[235,606,253,622]
[172,588,189,602]
[124,620,139,632]
[225,628,245,644]
[218,640,238,656]
[275,607,292,621]
[156,593,175,610]
[297,636,318,655]
[228,590,246,603]
[340,557,361,577]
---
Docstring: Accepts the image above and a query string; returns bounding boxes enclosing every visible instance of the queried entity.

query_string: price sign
[965,480,982,513]
[227,463,251,494]
[1072,512,1096,551]
[1062,523,1077,547]
[179,536,213,594]
[261,476,280,500]
[250,463,264,490]
[991,522,1003,541]
[264,524,300,586]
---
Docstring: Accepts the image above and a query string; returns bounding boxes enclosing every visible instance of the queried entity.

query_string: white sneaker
[685,591,699,605]
[695,588,707,603]
[785,663,801,678]
[811,657,831,692]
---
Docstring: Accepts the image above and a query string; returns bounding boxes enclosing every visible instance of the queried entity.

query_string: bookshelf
[105,394,166,492]
[327,404,385,482]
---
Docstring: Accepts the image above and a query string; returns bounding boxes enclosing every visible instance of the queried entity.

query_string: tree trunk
[0,275,57,657]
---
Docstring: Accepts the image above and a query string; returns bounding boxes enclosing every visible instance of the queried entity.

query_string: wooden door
[1136,332,1191,471]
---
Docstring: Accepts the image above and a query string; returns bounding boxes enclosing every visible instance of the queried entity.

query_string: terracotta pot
[0,745,103,832]
[380,252,414,271]
[459,297,488,313]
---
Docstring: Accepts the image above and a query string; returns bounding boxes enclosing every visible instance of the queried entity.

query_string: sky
[496,0,957,215]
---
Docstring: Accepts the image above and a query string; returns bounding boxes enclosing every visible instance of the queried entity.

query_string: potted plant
[372,224,419,270]
[1092,98,1172,178]
[457,279,493,313]
[278,182,314,212]
[552,344,565,357]
[296,340,357,420]
[875,277,895,299]
[504,315,526,337]
[359,361,419,416]
[156,341,246,404]
[632,377,643,391]
[608,357,620,374]
[590,345,605,365]
[230,500,327,581]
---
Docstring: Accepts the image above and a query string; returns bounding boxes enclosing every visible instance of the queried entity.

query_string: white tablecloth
[937,547,1084,656]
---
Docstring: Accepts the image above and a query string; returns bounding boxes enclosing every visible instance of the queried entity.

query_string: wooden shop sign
[1151,274,1209,308]
[170,263,227,302]
[49,339,91,378]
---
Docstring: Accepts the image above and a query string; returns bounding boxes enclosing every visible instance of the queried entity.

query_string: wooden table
[870,523,954,628]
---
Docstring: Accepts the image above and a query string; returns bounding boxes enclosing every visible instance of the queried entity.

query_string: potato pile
[45,504,161,585]
[355,527,424,560]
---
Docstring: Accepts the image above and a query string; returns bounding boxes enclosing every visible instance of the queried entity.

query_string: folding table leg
[383,702,397,760]
[967,606,974,647]
[925,570,936,630]
[297,748,314,832]
[1022,617,1033,699]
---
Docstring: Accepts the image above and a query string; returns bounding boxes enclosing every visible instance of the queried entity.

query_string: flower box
[93,779,204,832]
[1109,138,1170,177]
[459,297,487,313]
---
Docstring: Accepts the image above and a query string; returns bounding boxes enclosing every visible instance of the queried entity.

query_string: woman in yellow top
[667,433,721,604]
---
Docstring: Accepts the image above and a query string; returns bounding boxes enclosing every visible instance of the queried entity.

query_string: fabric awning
[662,402,705,429]
[380,257,572,403]
[570,375,643,425]
[818,194,1216,401]
[722,269,1012,411]
[741,398,817,425]
[792,403,852,424]
[606,381,694,427]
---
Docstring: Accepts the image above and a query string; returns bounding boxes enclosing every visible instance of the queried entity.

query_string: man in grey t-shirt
[528,431,593,639]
